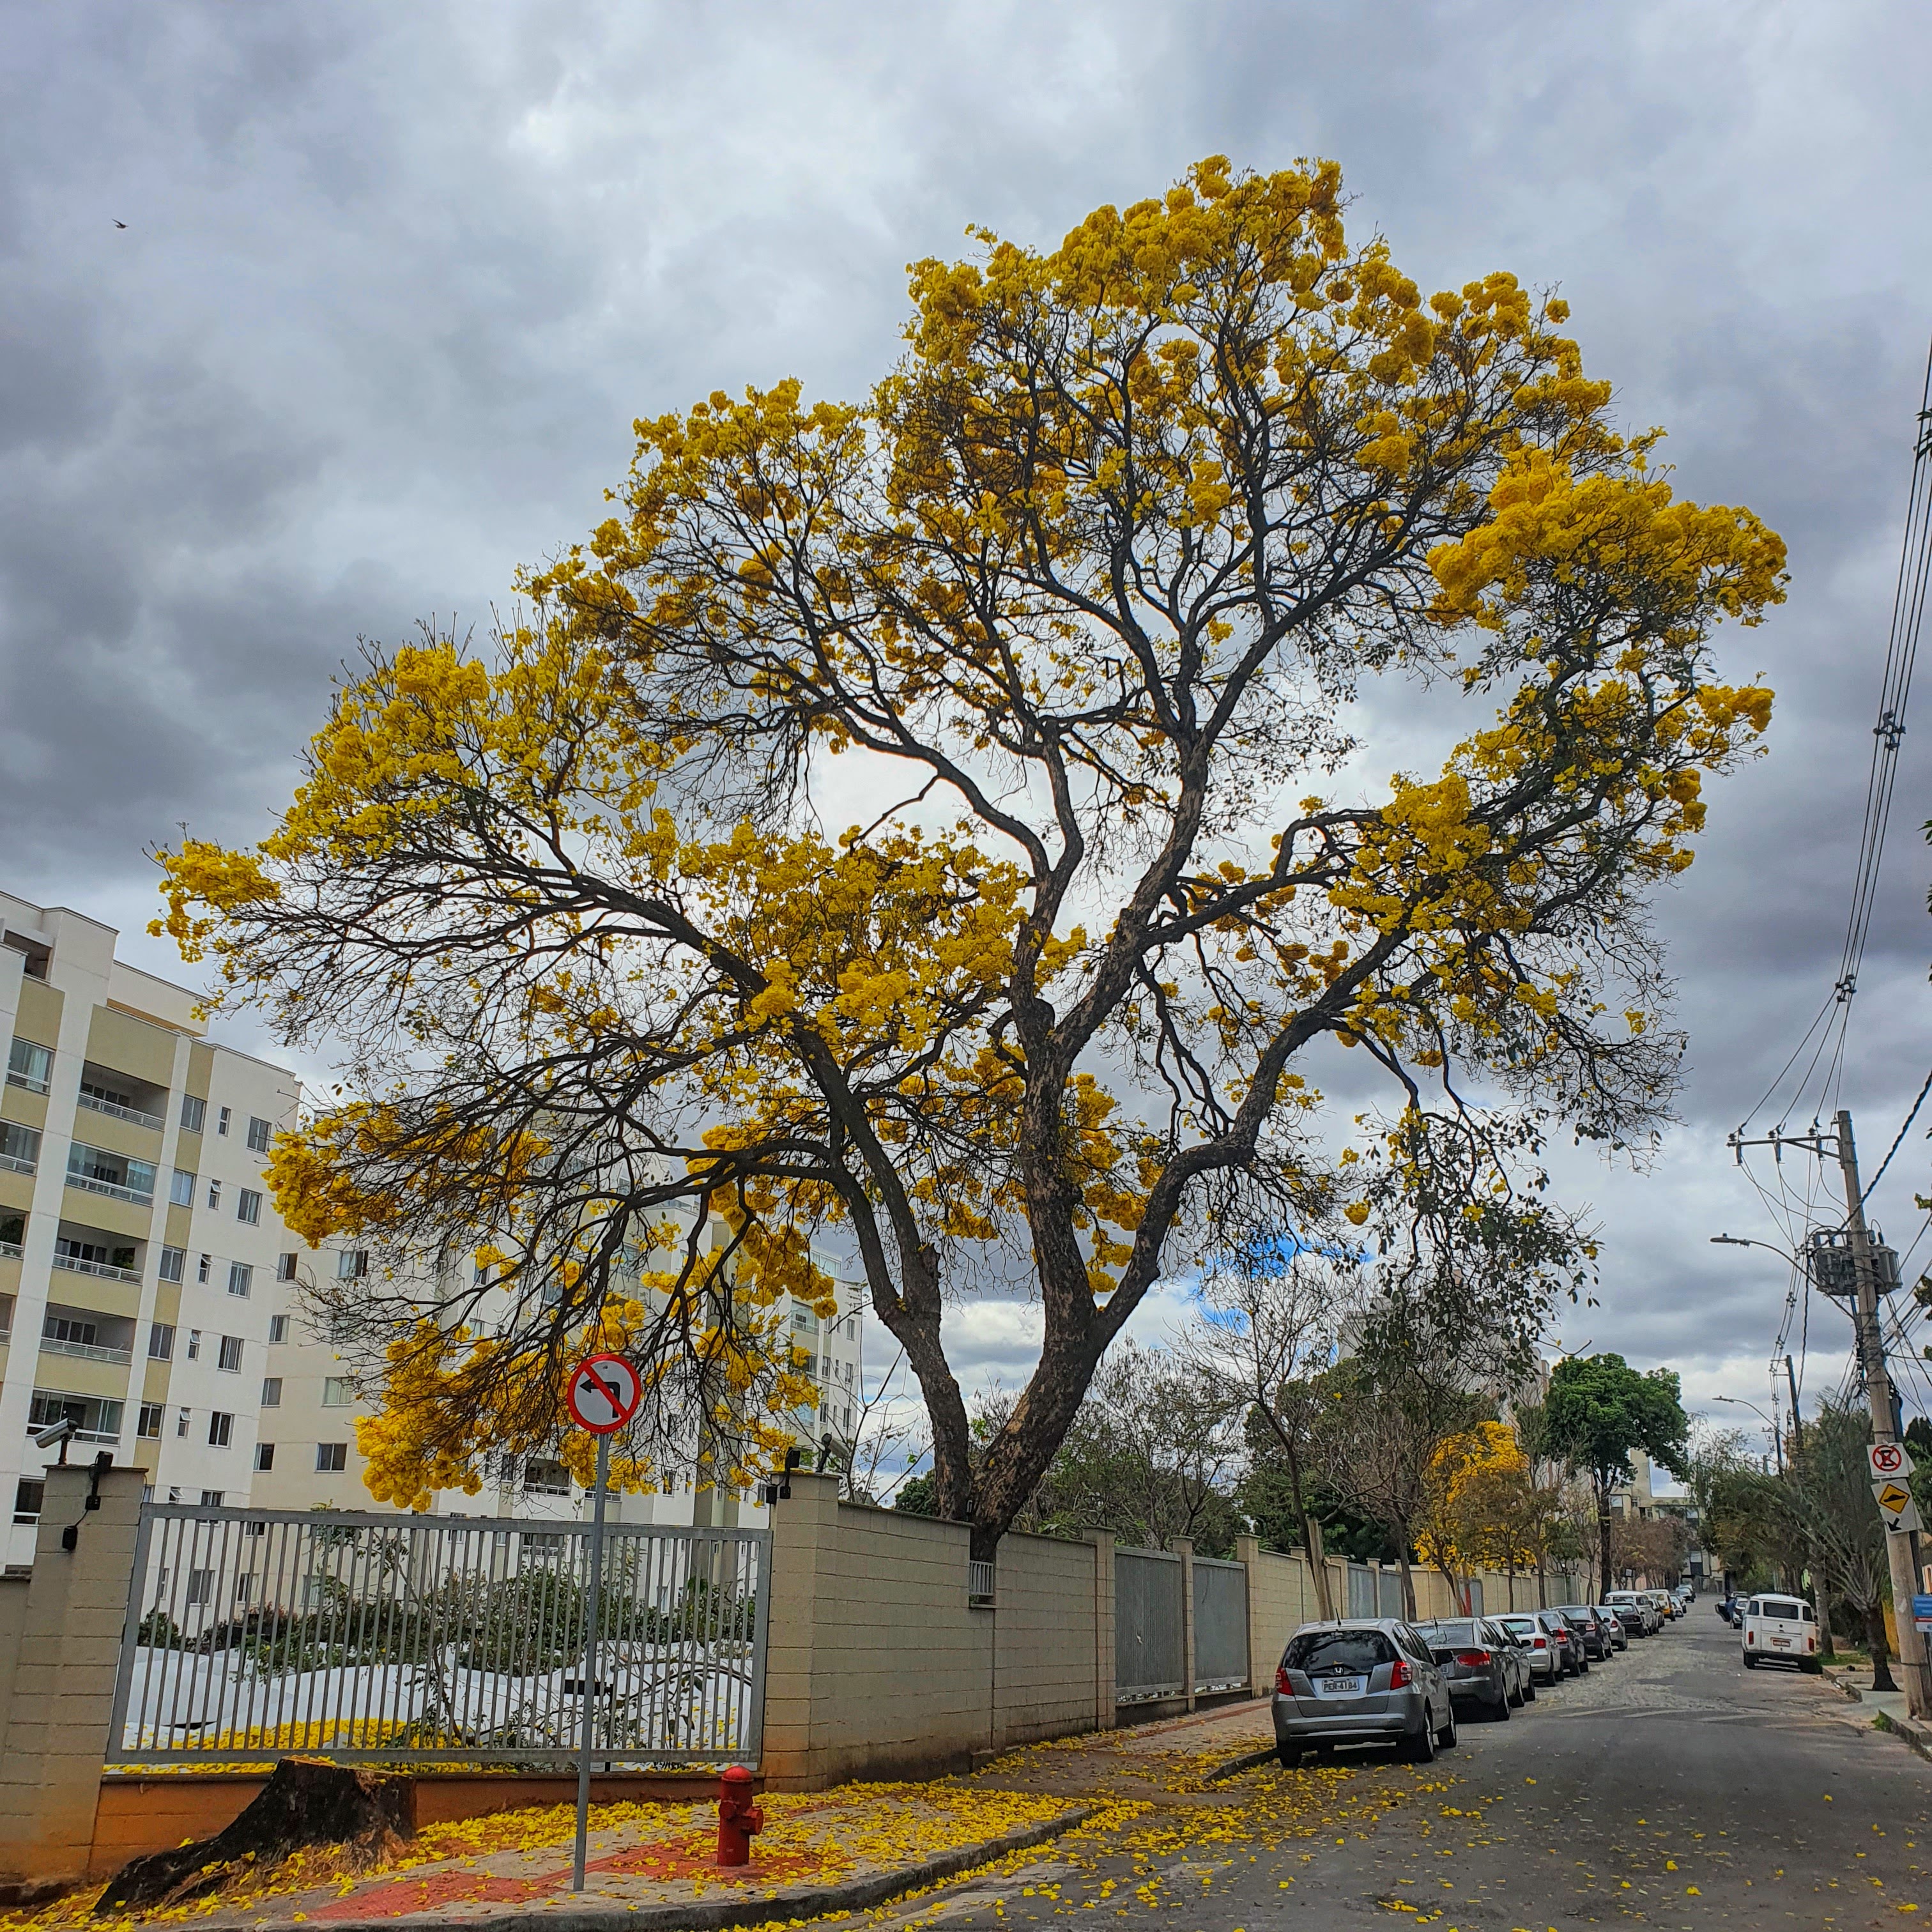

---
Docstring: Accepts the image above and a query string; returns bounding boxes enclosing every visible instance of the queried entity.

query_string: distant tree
[1178,1245,1347,1614]
[1544,1353,1690,1599]
[1788,1396,1897,1690]
[1607,1513,1689,1586]
[893,1468,940,1517]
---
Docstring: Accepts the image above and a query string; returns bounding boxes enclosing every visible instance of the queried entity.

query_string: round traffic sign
[1873,1443,1906,1475]
[566,1354,643,1434]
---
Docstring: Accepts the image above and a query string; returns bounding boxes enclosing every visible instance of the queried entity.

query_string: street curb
[1203,1746,1278,1784]
[231,1804,1100,1932]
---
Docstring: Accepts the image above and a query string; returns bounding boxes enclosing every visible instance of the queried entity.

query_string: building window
[217,1335,243,1373]
[43,1314,101,1349]
[7,1038,52,1094]
[217,1106,231,1137]
[0,1121,40,1172]
[523,1458,571,1496]
[176,1407,190,1438]
[180,1094,205,1133]
[169,1168,195,1207]
[337,1249,369,1280]
[261,1377,282,1407]
[186,1328,201,1361]
[185,1569,213,1606]
[246,1116,272,1153]
[316,1442,348,1473]
[157,1246,185,1284]
[321,1376,355,1407]
[197,1253,211,1284]
[13,1478,44,1524]
[200,1489,225,1506]
[137,1402,164,1439]
[142,1322,173,1363]
[227,1261,252,1298]
[254,1442,275,1471]
[208,1412,233,1448]
[276,1254,297,1283]
[206,1179,222,1211]
[268,1314,288,1344]
[236,1188,262,1226]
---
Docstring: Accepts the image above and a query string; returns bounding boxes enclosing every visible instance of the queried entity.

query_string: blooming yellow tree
[156,157,1784,1549]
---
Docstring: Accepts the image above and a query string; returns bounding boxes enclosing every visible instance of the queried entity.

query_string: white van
[1740,1593,1821,1672]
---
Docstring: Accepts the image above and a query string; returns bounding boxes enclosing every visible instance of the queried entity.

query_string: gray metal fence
[1377,1568,1404,1620]
[1191,1556,1248,1692]
[109,1503,769,1767]
[1346,1562,1375,1619]
[1115,1547,1184,1702]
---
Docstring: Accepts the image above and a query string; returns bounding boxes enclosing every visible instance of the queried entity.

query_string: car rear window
[1417,1621,1479,1647]
[1758,1598,1805,1620]
[1283,1629,1395,1673]
[1497,1616,1538,1634]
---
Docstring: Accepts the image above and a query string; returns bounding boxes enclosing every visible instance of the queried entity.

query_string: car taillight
[1455,1650,1491,1667]
[1388,1658,1412,1689]
[1531,1636,1546,1649]
[1275,1665,1293,1694]
[1745,1631,1756,1644]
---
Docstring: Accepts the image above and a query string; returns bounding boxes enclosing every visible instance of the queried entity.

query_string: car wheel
[1277,1743,1304,1768]
[1524,1676,1538,1700]
[1508,1681,1524,1708]
[1403,1706,1438,1763]
[1437,1703,1459,1749]
[1742,1653,1757,1669]
[1493,1689,1512,1721]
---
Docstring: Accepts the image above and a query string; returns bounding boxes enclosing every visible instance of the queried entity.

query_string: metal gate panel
[1346,1563,1375,1619]
[1377,1569,1404,1620]
[1467,1578,1484,1618]
[1115,1547,1184,1701]
[109,1503,769,1767]
[1192,1557,1248,1691]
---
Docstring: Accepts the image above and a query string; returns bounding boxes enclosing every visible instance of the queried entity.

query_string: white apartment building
[1,892,303,1568]
[1,889,867,1552]
[250,1235,866,1526]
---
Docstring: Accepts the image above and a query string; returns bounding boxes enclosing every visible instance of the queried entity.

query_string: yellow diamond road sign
[1876,1481,1914,1515]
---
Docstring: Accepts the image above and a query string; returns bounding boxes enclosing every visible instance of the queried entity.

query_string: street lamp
[1714,1393,1784,1474]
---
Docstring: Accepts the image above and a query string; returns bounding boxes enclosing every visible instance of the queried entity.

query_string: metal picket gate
[1190,1556,1248,1692]
[1114,1546,1185,1703]
[109,1503,769,1767]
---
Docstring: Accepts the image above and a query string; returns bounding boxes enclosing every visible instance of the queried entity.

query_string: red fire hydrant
[716,1765,763,1867]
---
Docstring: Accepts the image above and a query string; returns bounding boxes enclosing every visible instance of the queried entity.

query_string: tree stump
[95,1758,413,1917]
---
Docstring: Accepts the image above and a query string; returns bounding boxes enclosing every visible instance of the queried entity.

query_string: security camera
[32,1416,77,1450]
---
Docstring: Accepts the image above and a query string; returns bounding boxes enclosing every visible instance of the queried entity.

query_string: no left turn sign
[567,1354,643,1434]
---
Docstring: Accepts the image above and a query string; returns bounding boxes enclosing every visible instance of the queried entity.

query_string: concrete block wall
[762,1474,1105,1790]
[0,1465,146,1896]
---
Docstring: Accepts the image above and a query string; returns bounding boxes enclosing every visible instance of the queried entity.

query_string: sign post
[565,1353,643,1894]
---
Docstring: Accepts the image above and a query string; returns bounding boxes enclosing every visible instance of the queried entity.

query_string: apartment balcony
[50,1250,141,1285]
[41,1303,137,1368]
[75,1062,169,1134]
[64,1142,156,1208]
[40,1334,134,1366]
[75,1091,165,1132]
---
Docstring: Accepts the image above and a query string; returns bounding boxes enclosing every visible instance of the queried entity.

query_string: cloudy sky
[6,1,1932,1461]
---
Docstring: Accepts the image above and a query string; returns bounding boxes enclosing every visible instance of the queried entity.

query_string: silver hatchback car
[1272,1618,1457,1766]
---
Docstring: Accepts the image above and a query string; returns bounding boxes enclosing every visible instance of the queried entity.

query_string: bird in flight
[114,220,127,229]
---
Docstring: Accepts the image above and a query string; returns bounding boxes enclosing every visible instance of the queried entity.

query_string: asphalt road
[920,1609,1932,1929]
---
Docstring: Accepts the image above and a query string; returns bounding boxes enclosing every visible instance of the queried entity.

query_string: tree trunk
[96,1758,412,1915]
[1395,1545,1417,1621]
[1866,1603,1898,1694]
[1282,1432,1335,1621]
[1597,1484,1614,1602]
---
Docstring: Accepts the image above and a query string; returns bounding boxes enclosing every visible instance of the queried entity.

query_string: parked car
[1414,1618,1528,1719]
[1604,1589,1661,1634]
[1741,1593,1823,1673]
[1553,1606,1614,1661]
[1646,1589,1678,1623]
[1606,1598,1649,1638]
[1493,1612,1560,1686]
[1546,1609,1595,1670]
[1272,1620,1458,1766]
[1593,1605,1630,1651]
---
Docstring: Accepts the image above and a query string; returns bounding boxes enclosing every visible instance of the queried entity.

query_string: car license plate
[1318,1676,1366,1696]
[1772,1636,1790,1648]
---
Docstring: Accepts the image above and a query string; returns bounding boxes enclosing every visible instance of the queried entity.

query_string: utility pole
[1784,1351,1833,1657]
[1834,1108,1931,1716]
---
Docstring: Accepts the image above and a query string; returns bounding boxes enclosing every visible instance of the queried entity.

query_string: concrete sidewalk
[104,1786,1096,1932]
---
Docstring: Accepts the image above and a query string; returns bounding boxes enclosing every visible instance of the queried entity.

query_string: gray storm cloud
[5,0,1931,1439]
